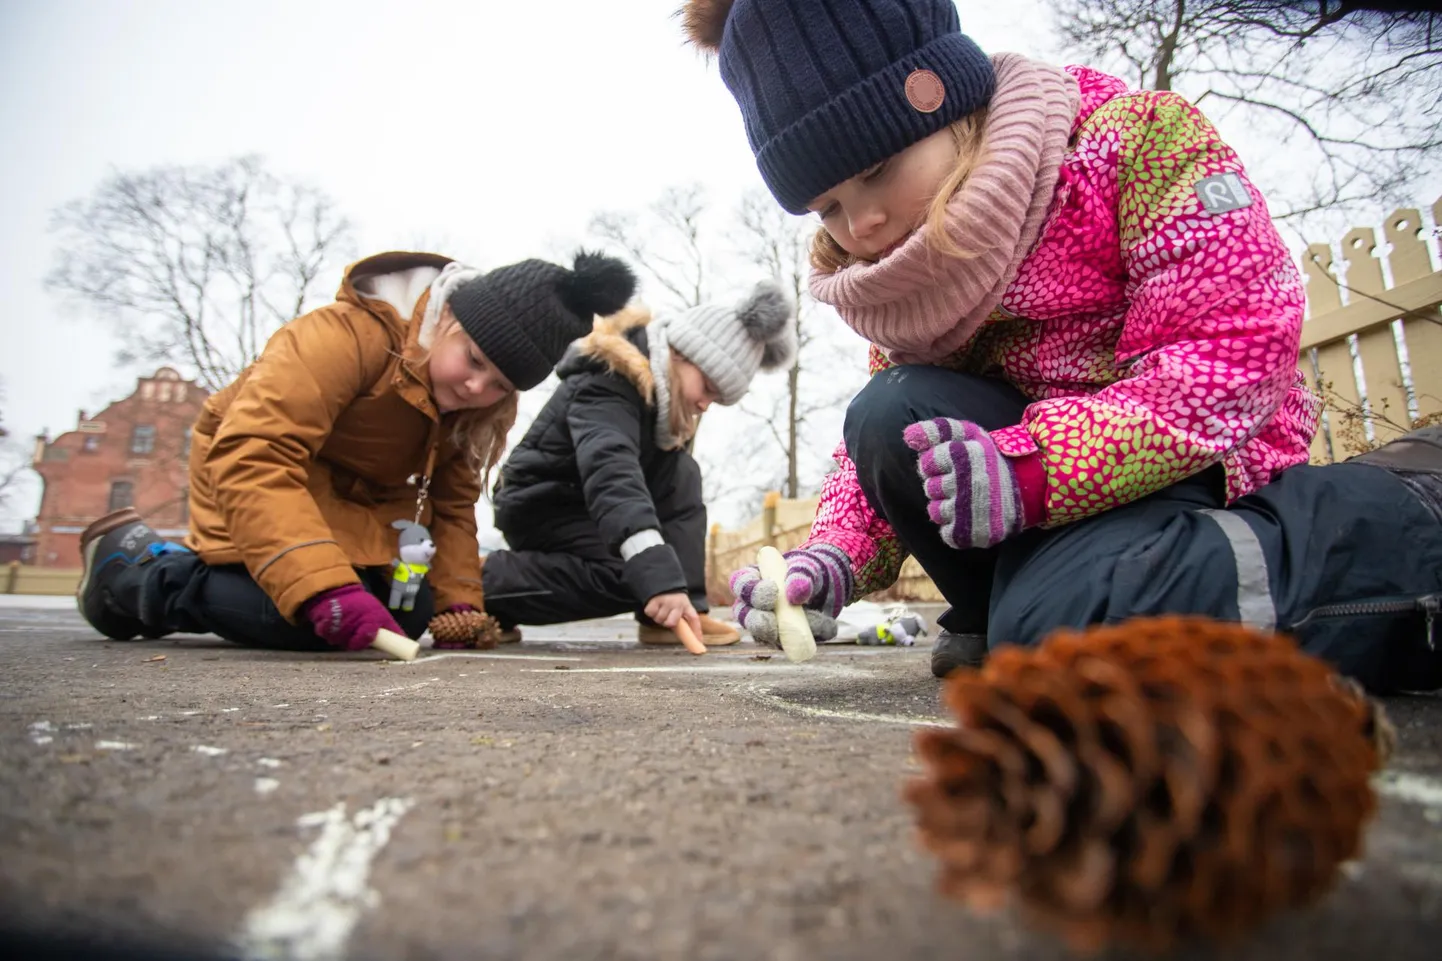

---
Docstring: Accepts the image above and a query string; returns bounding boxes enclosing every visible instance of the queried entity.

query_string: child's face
[806,127,960,263]
[673,355,721,416]
[428,320,516,413]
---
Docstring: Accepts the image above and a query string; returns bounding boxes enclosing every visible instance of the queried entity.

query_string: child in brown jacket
[75,250,635,652]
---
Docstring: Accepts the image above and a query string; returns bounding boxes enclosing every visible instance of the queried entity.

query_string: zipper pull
[1423,595,1438,652]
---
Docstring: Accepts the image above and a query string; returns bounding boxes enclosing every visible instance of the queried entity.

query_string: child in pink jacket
[686,0,1442,692]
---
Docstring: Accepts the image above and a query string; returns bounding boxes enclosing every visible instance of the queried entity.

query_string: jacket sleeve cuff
[620,529,664,560]
[1008,450,1049,529]
[621,543,687,604]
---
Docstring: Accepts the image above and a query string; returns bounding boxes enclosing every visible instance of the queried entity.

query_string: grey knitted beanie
[665,280,797,405]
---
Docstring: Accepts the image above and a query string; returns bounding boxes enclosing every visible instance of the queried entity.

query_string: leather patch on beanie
[905,69,945,113]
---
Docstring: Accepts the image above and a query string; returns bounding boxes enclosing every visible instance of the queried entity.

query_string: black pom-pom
[557,250,637,320]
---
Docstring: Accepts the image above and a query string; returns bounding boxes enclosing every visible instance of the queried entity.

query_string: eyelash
[817,161,889,221]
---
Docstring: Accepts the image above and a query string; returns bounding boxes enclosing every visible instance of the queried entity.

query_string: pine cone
[428,610,501,650]
[904,616,1392,954]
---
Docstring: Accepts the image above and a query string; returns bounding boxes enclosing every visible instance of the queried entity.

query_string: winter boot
[1349,425,1442,677]
[930,631,988,678]
[77,508,190,640]
[1350,425,1442,522]
[637,613,741,646]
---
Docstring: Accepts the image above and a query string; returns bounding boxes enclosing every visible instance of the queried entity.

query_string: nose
[848,201,886,240]
[466,373,506,407]
[697,396,713,412]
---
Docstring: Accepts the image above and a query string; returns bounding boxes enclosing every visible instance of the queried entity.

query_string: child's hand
[302,584,405,651]
[728,544,851,647]
[644,592,702,639]
[903,417,1026,549]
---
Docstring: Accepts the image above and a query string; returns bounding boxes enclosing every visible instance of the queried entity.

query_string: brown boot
[637,614,741,647]
[698,613,741,646]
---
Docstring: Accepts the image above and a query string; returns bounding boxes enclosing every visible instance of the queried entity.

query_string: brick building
[30,368,209,568]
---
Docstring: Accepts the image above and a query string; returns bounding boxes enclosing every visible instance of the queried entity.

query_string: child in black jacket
[483,282,795,645]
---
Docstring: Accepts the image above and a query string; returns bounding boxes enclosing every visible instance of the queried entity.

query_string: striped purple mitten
[902,417,1024,550]
[729,543,853,648]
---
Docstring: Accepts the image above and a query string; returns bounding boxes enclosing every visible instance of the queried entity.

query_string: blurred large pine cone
[904,615,1393,953]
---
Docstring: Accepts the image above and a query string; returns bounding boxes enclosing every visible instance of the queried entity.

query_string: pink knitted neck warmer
[809,54,1080,365]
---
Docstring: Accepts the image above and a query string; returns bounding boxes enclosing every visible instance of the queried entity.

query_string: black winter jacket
[493,310,690,603]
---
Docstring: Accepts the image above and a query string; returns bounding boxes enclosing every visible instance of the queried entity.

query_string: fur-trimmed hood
[557,304,656,405]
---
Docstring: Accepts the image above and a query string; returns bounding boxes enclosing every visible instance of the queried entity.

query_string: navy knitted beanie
[682,0,995,214]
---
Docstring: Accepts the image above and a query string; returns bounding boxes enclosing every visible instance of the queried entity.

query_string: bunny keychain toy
[389,519,437,612]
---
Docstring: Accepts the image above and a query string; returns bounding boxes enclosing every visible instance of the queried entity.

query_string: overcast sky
[0,0,1060,532]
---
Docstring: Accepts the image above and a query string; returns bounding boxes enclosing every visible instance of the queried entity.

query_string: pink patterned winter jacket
[805,66,1322,599]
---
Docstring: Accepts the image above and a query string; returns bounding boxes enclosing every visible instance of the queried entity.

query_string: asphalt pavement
[2,598,1440,960]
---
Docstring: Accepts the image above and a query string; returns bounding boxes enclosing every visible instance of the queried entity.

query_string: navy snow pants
[844,366,1442,693]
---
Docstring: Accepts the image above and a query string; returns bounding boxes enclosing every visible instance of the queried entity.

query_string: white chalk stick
[757,546,817,663]
[371,628,420,662]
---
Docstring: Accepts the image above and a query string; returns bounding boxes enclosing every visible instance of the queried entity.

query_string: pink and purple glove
[302,584,406,652]
[729,543,854,648]
[902,417,1039,550]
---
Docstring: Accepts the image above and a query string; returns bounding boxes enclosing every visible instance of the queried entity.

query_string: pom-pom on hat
[448,251,637,391]
[681,0,996,214]
[666,280,796,405]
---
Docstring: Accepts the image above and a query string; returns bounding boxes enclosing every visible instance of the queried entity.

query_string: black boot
[76,508,191,640]
[930,631,988,678]
[1349,425,1442,522]
[1349,426,1442,674]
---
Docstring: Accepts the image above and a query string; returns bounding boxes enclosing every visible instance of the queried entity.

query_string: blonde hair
[426,311,519,488]
[810,109,989,273]
[664,349,701,450]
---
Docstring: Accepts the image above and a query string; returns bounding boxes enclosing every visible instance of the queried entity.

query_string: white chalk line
[373,679,442,697]
[743,686,948,728]
[520,661,870,677]
[1375,771,1442,812]
[405,651,581,663]
[232,797,414,961]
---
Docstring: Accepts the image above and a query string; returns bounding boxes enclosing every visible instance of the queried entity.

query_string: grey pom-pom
[736,280,796,370]
[736,280,791,340]
[760,322,797,371]
[557,250,637,319]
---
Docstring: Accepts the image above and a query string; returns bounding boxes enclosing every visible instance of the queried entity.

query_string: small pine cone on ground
[428,610,502,650]
[904,615,1393,954]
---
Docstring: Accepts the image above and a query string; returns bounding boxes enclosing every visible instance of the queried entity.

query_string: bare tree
[586,184,870,525]
[0,385,34,515]
[47,155,355,391]
[1049,1,1441,225]
[731,189,864,499]
[589,184,713,311]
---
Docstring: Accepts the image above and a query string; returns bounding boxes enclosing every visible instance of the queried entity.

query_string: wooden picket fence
[1301,197,1442,461]
[706,197,1442,603]
[3,562,81,596]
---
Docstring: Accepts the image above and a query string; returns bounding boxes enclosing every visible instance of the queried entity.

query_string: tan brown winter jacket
[184,251,485,620]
